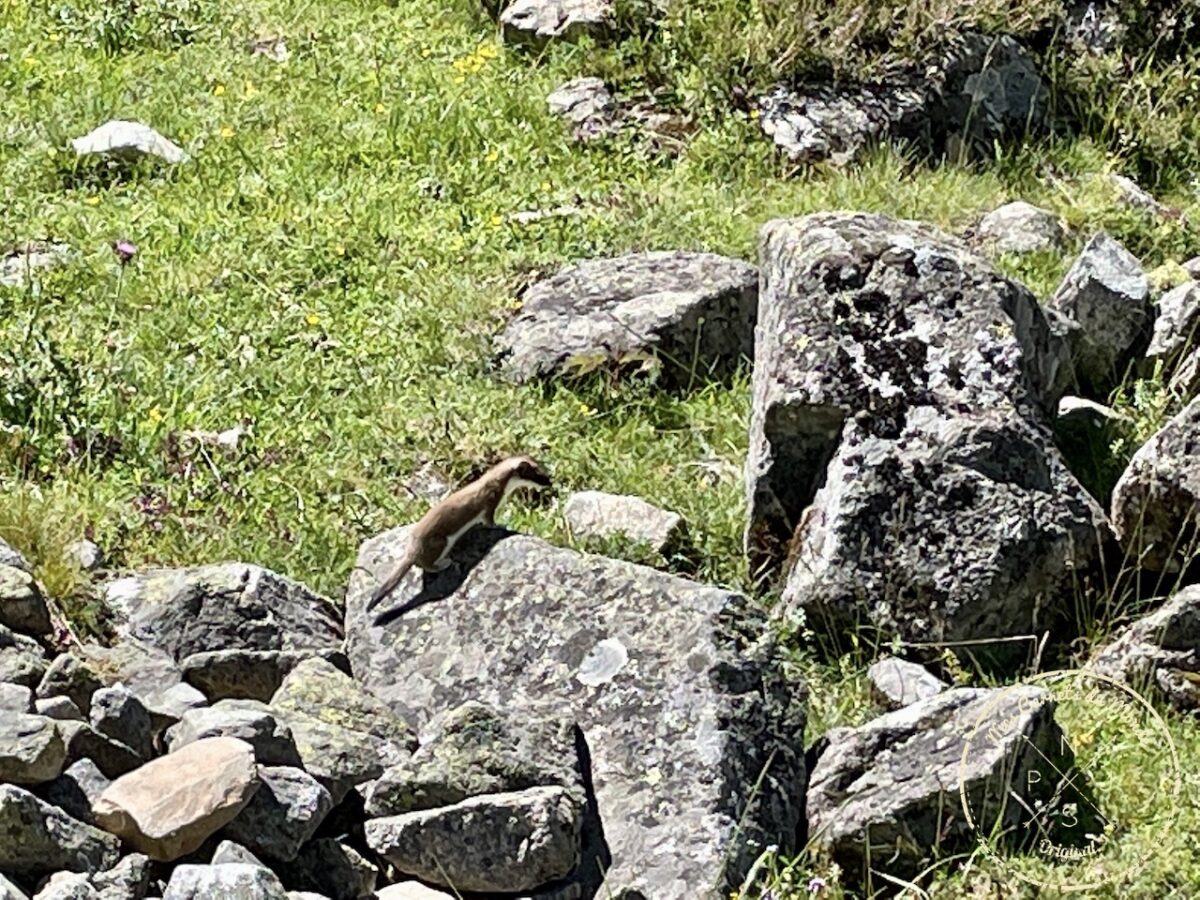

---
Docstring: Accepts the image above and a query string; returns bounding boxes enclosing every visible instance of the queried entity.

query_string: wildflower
[22,56,37,67]
[375,102,386,114]
[578,402,596,417]
[489,213,504,227]
[112,239,137,264]
[452,75,465,85]
[213,83,226,96]
[507,297,523,310]
[807,876,827,894]
[84,196,101,206]
[539,180,551,192]
[243,80,257,98]
[220,126,235,139]
[147,406,163,423]
[421,47,432,58]
[749,108,760,120]
[485,150,499,163]
[305,312,320,326]
[334,244,346,257]
[478,44,498,59]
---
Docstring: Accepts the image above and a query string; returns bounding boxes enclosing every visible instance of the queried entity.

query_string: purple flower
[807,876,827,895]
[113,239,137,264]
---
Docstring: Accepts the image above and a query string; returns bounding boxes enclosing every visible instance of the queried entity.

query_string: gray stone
[92,737,260,862]
[975,201,1067,255]
[0,785,120,877]
[1109,172,1174,218]
[0,874,26,900]
[759,34,1045,166]
[1111,395,1200,572]
[562,490,688,556]
[1050,232,1151,396]
[211,840,266,867]
[89,686,153,760]
[495,251,757,388]
[76,641,205,733]
[165,700,300,766]
[0,681,33,712]
[180,648,348,703]
[1147,280,1200,402]
[365,701,580,818]
[36,697,84,721]
[56,722,142,780]
[66,541,103,573]
[1091,591,1200,712]
[500,0,613,46]
[91,853,151,899]
[547,77,618,142]
[365,786,581,893]
[0,242,71,290]
[40,759,110,825]
[0,714,65,784]
[269,658,413,804]
[31,874,94,900]
[747,214,1106,663]
[0,565,51,637]
[866,656,948,709]
[285,839,376,900]
[70,121,188,165]
[373,887,451,900]
[0,625,48,688]
[37,655,103,717]
[807,686,1090,884]
[162,864,287,900]
[346,526,805,900]
[220,766,332,863]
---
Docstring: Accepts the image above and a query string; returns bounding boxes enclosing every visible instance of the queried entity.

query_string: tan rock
[92,736,259,861]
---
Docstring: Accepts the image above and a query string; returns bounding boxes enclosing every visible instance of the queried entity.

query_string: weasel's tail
[366,555,415,612]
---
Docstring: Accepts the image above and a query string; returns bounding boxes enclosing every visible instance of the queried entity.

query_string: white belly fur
[431,512,487,568]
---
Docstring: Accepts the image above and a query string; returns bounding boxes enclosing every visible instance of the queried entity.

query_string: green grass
[3,0,1200,896]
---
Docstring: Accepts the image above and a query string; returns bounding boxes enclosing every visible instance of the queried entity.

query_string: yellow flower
[374,102,386,114]
[489,213,504,227]
[539,180,551,192]
[243,80,257,98]
[305,312,321,326]
[22,56,37,67]
[147,406,163,423]
[334,244,346,257]
[578,402,596,417]
[83,196,101,206]
[213,83,226,96]
[478,44,498,59]
[484,150,499,164]
[452,75,465,85]
[421,47,432,58]
[749,108,760,120]
[48,31,61,42]
[220,126,235,139]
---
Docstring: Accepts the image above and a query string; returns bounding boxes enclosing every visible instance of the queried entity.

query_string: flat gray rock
[0,242,71,290]
[57,721,142,780]
[500,0,613,46]
[547,77,618,142]
[866,656,947,709]
[89,686,153,760]
[285,839,377,900]
[212,840,266,867]
[0,681,33,712]
[1091,587,1200,711]
[0,784,120,878]
[975,201,1067,255]
[494,251,758,388]
[1050,232,1151,396]
[91,852,151,898]
[346,526,805,899]
[162,864,287,900]
[365,700,580,818]
[270,658,414,804]
[562,490,688,556]
[37,655,103,717]
[220,766,332,862]
[166,700,300,766]
[0,625,48,688]
[0,714,65,784]
[365,786,581,893]
[807,686,1093,884]
[70,120,188,165]
[0,565,51,637]
[1111,395,1200,571]
[40,759,110,825]
[102,564,342,700]
[36,697,84,721]
[181,648,348,703]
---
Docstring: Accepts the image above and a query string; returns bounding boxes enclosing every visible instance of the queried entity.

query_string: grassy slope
[1,0,1198,896]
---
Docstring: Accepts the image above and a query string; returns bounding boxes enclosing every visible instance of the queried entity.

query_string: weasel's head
[498,454,553,495]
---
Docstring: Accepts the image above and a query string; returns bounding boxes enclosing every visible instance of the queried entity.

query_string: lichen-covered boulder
[270,658,414,804]
[1090,585,1200,710]
[807,686,1094,884]
[365,786,581,893]
[346,526,805,900]
[1050,232,1151,396]
[0,785,120,878]
[0,565,51,637]
[1111,395,1200,572]
[102,564,342,701]
[220,766,333,862]
[365,701,580,818]
[494,251,757,388]
[92,737,260,861]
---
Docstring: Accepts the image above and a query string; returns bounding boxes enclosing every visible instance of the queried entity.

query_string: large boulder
[0,565,51,637]
[807,686,1094,884]
[365,786,581,893]
[220,766,333,862]
[746,213,1105,664]
[0,785,120,877]
[0,714,66,784]
[1090,586,1200,710]
[1111,395,1200,572]
[494,251,758,388]
[91,736,260,861]
[346,526,805,899]
[1049,232,1151,396]
[269,658,414,804]
[102,564,342,702]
